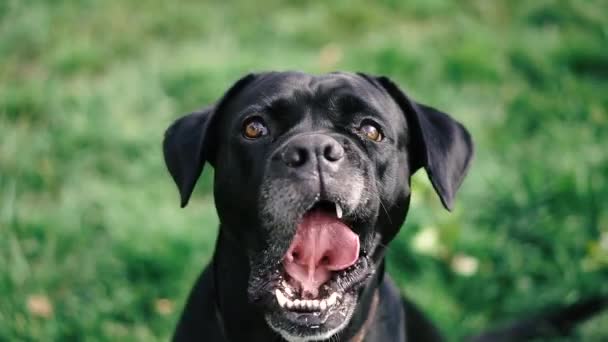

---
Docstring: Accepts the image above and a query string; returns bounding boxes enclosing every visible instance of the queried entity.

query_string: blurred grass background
[1,0,607,340]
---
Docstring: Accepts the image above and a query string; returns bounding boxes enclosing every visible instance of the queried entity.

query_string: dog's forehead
[232,72,393,111]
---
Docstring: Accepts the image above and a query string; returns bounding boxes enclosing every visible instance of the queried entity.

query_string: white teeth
[327,292,339,307]
[275,289,288,308]
[276,289,340,311]
[336,203,343,219]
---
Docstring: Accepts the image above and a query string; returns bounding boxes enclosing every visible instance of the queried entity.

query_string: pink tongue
[283,209,360,297]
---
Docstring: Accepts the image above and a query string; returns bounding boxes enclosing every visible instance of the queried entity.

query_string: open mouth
[264,200,375,339]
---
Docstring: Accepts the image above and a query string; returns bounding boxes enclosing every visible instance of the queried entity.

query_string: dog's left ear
[163,73,257,207]
[364,74,474,211]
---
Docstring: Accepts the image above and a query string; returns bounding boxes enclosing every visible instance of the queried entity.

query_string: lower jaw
[265,291,358,339]
[266,317,353,342]
[258,253,377,338]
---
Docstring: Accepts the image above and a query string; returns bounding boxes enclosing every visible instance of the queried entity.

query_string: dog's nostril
[323,143,344,162]
[282,148,307,167]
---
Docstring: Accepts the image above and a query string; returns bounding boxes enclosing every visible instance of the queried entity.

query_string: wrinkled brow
[251,91,381,119]
[255,90,315,117]
[328,93,380,116]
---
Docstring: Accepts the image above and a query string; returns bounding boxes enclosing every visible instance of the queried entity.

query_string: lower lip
[277,305,335,326]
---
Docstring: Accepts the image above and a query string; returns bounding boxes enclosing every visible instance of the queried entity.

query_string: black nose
[282,134,345,168]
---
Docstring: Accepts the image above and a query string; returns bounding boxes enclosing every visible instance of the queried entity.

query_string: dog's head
[163,71,473,341]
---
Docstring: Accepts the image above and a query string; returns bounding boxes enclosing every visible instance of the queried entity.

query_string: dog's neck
[349,289,380,342]
[212,230,269,340]
[212,228,385,341]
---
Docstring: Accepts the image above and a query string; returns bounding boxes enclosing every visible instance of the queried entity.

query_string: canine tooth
[336,203,343,219]
[327,293,338,306]
[275,289,287,307]
[320,299,327,310]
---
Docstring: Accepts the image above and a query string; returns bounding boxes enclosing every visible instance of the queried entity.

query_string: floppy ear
[163,73,257,207]
[374,76,474,211]
[163,107,214,208]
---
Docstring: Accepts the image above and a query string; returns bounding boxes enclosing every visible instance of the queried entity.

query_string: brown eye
[243,117,269,139]
[359,123,383,142]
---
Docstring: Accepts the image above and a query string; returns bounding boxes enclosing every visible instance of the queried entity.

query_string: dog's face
[164,72,473,341]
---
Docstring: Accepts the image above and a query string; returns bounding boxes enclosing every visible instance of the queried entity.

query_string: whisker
[370,179,394,226]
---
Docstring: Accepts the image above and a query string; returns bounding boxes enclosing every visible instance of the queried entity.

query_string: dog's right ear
[163,106,214,208]
[163,74,257,207]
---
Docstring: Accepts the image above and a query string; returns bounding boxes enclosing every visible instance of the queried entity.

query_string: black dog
[163,72,604,341]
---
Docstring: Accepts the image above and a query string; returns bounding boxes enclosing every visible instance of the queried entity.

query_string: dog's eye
[243,117,269,139]
[359,122,383,142]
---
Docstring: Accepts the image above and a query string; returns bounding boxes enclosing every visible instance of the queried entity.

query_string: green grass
[1,0,607,340]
